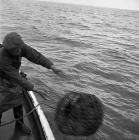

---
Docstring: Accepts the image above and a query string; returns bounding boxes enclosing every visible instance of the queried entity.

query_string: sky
[37,0,139,11]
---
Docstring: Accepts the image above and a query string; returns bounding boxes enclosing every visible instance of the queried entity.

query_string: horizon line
[36,0,139,12]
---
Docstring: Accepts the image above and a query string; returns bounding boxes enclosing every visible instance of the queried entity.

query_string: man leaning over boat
[0,32,64,135]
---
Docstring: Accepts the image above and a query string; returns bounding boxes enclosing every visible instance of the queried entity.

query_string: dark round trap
[55,92,104,136]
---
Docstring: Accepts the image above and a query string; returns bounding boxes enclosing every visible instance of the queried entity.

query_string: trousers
[0,104,23,124]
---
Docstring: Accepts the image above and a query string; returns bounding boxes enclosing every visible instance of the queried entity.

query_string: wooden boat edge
[25,91,55,140]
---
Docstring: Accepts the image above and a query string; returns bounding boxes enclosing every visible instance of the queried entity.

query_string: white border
[28,91,55,140]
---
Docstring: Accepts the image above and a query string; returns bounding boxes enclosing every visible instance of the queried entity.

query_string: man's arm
[21,44,53,69]
[3,65,34,91]
[21,43,65,77]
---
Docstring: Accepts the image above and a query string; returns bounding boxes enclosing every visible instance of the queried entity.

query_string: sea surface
[0,0,139,139]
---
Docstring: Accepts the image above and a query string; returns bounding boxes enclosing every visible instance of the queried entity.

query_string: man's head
[2,32,24,56]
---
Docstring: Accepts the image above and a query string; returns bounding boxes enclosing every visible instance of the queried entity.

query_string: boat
[0,90,55,140]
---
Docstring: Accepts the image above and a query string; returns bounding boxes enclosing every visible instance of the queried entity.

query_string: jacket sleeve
[21,44,53,69]
[2,65,34,91]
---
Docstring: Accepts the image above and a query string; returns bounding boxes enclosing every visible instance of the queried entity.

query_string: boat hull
[0,90,55,140]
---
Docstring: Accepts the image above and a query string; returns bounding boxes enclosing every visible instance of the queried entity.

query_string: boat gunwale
[26,91,55,140]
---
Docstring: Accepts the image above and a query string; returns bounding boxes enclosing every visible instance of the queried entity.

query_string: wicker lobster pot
[55,92,104,136]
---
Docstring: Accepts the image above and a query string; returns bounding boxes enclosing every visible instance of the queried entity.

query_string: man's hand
[51,65,65,77]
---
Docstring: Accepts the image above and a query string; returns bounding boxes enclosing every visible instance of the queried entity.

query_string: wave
[1,1,139,139]
[53,36,91,48]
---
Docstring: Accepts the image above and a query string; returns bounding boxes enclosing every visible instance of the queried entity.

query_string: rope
[0,71,55,127]
[0,87,56,127]
[33,89,49,100]
[0,88,104,136]
[0,101,55,127]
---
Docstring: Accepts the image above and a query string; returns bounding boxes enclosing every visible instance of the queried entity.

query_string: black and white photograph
[0,0,139,140]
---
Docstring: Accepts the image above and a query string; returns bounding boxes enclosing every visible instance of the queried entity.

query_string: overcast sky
[36,0,139,11]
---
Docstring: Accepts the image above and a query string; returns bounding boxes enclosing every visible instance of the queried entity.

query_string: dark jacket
[0,43,53,113]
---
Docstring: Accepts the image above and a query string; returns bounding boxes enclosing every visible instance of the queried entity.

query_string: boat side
[0,90,55,140]
[26,91,55,140]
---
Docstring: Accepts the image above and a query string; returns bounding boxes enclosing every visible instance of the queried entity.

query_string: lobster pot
[55,92,104,136]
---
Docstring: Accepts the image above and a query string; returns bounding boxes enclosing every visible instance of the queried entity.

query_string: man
[0,32,64,135]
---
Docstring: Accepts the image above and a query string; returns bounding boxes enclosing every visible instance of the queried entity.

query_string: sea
[0,0,139,140]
